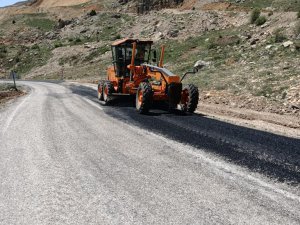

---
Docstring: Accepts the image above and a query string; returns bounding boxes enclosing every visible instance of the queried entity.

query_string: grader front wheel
[103,81,114,104]
[98,80,104,101]
[136,82,153,114]
[180,84,199,113]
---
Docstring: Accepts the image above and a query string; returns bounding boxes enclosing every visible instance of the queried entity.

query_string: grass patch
[84,51,99,62]
[11,44,53,74]
[97,45,110,55]
[229,0,273,9]
[25,17,55,32]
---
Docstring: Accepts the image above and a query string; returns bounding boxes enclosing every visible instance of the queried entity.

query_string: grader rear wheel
[180,84,199,113]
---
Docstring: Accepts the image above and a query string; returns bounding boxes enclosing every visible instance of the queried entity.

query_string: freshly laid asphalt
[0,81,299,225]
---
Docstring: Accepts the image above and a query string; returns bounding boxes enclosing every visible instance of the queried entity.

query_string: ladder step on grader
[97,38,206,114]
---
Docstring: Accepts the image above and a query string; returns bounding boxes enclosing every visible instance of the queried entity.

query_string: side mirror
[193,60,209,73]
[152,50,157,63]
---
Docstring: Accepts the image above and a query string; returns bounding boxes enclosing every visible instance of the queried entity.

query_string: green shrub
[0,45,7,53]
[54,41,63,48]
[89,10,97,16]
[75,38,82,43]
[295,21,300,36]
[274,30,287,43]
[99,45,110,54]
[255,16,267,26]
[0,45,7,59]
[294,40,300,51]
[297,10,300,19]
[31,44,40,50]
[250,8,261,24]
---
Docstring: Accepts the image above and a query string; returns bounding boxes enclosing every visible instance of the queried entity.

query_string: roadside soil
[0,85,26,106]
[198,91,300,138]
[198,103,300,138]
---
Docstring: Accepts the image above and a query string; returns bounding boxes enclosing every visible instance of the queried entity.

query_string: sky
[0,0,24,7]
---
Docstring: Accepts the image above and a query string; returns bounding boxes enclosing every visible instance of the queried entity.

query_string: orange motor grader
[98,38,202,114]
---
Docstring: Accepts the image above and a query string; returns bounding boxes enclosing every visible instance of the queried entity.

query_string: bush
[54,42,63,48]
[0,45,7,53]
[250,8,261,24]
[255,16,267,26]
[75,38,82,43]
[89,10,97,16]
[268,11,273,16]
[111,34,121,41]
[295,21,300,36]
[294,40,300,51]
[274,30,287,43]
[31,44,40,50]
[298,10,300,19]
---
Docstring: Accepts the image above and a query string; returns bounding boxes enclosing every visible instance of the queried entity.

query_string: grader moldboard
[97,38,205,114]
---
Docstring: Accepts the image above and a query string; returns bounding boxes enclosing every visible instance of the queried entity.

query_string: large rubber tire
[136,82,153,114]
[103,81,114,104]
[181,84,199,113]
[98,80,104,101]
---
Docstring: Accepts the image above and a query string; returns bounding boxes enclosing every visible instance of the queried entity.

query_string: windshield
[112,42,152,77]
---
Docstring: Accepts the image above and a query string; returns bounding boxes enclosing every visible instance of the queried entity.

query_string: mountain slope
[0,0,299,118]
[28,0,91,7]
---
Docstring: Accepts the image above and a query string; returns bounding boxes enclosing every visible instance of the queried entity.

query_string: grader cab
[98,38,202,114]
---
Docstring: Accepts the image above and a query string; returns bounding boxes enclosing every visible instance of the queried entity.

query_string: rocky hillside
[0,0,300,117]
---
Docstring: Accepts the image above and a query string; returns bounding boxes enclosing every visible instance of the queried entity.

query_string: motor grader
[98,38,204,114]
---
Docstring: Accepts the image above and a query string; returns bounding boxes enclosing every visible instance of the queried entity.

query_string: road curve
[0,81,299,225]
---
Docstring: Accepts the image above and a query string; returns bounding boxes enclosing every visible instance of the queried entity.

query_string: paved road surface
[0,81,299,225]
